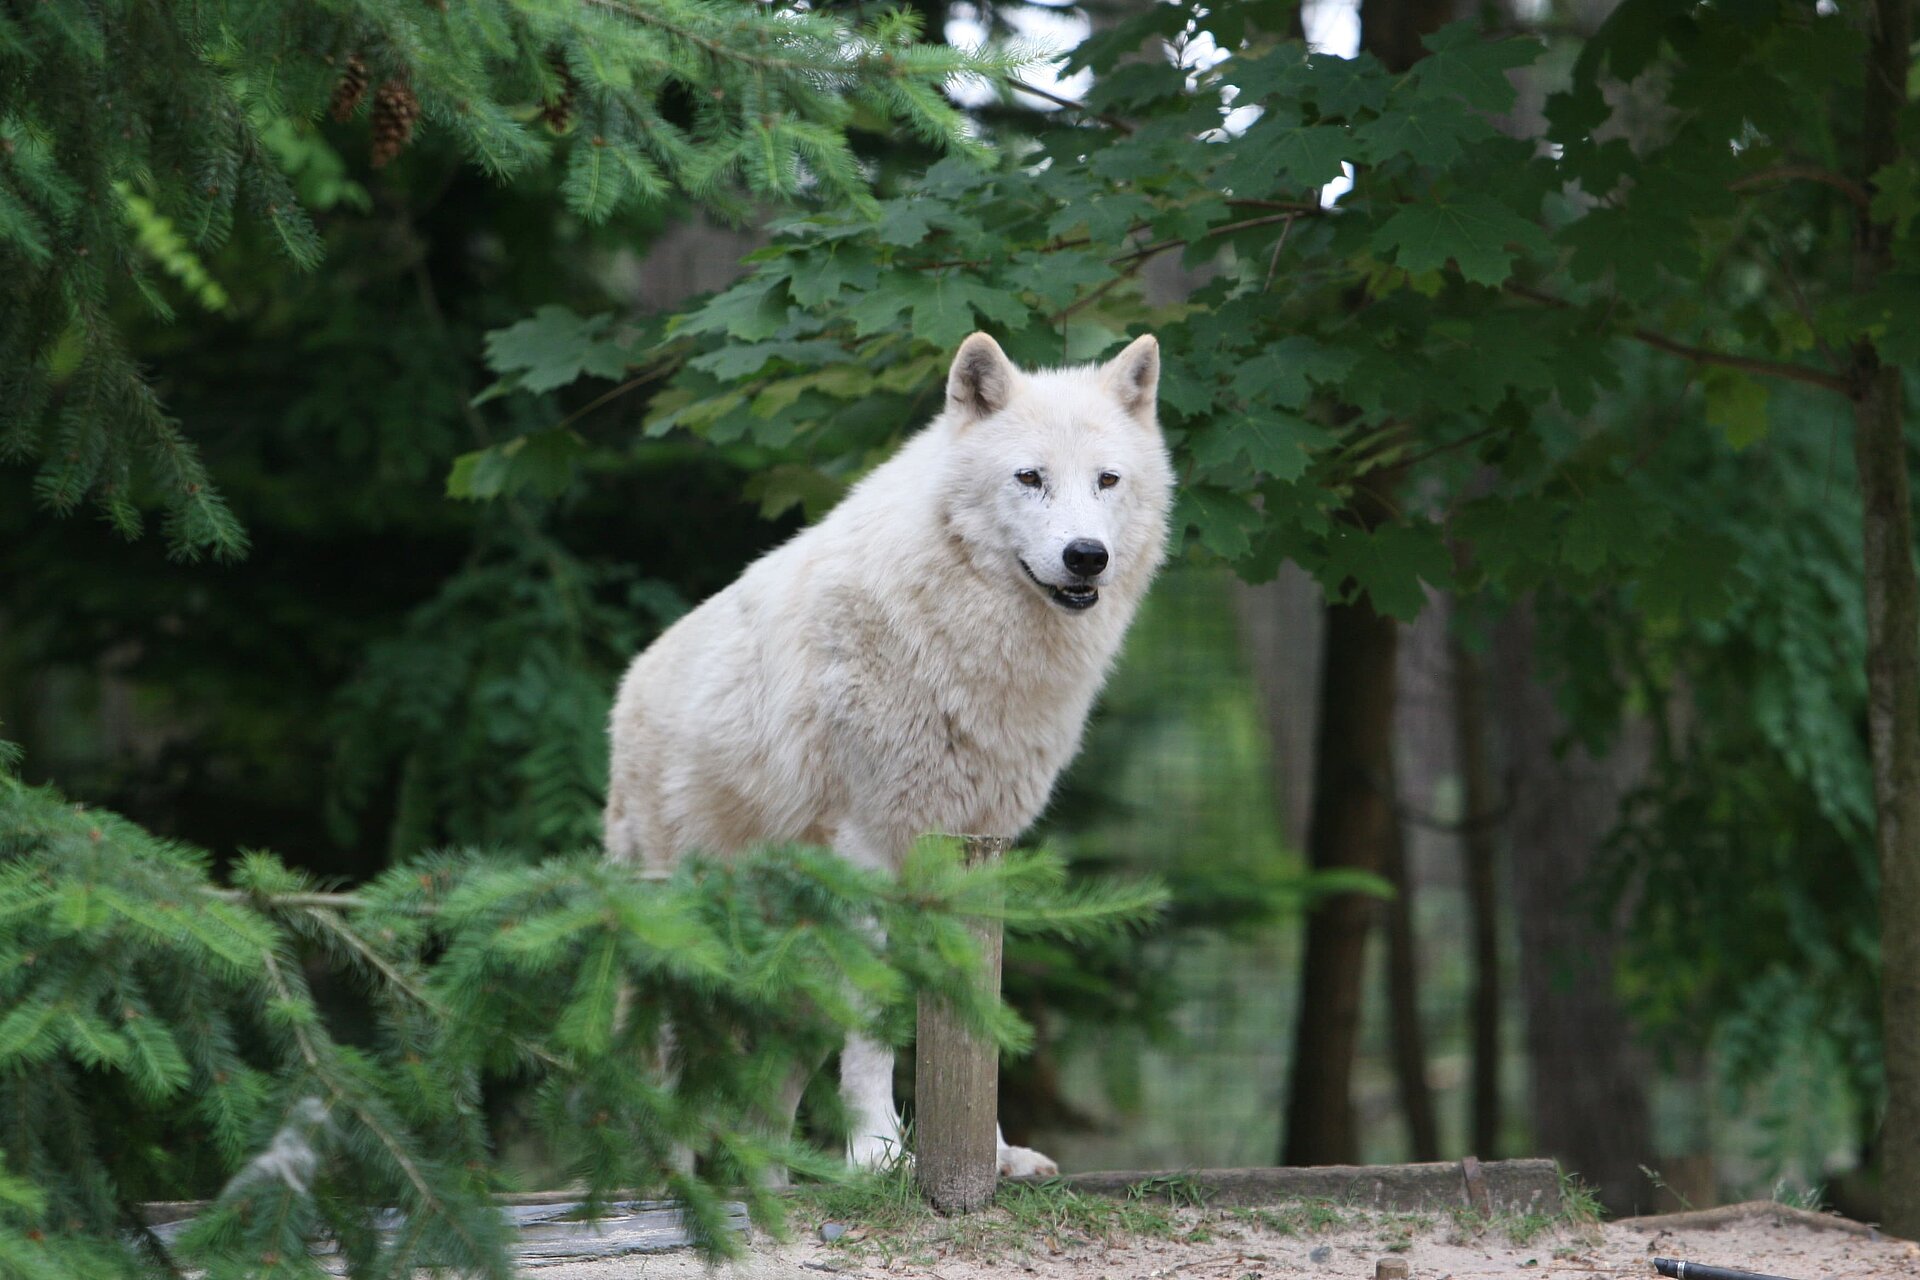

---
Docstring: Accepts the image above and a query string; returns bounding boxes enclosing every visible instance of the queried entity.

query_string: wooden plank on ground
[142,1197,749,1265]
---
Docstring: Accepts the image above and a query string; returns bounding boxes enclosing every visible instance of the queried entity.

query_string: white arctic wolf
[605,331,1174,1178]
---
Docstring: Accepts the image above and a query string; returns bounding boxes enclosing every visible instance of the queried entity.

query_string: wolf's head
[938,332,1174,614]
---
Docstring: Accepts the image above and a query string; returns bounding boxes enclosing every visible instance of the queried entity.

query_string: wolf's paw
[847,1132,912,1172]
[996,1143,1059,1179]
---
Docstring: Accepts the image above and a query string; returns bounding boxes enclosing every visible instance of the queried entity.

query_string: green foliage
[0,745,1162,1276]
[325,540,684,856]
[0,0,1024,562]
[452,0,1908,1179]
[1579,379,1880,1160]
[470,0,1883,626]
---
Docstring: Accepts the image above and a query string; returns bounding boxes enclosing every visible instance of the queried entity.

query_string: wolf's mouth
[1019,559,1100,611]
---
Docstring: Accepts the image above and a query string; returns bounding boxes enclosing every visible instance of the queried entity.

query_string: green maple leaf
[1085,59,1191,111]
[483,306,630,392]
[1703,368,1770,450]
[1453,494,1559,588]
[673,278,788,341]
[876,200,938,247]
[1224,120,1352,194]
[1159,364,1220,417]
[1232,337,1360,409]
[1047,191,1154,245]
[447,429,586,501]
[1357,98,1491,168]
[786,249,879,307]
[1176,486,1266,560]
[910,279,984,347]
[689,338,842,381]
[872,274,1028,347]
[1414,23,1543,113]
[1320,521,1453,622]
[1636,532,1741,623]
[1850,272,1920,362]
[1372,196,1547,285]
[1298,52,1390,117]
[1189,412,1327,482]
[1560,485,1672,574]
[1013,249,1114,310]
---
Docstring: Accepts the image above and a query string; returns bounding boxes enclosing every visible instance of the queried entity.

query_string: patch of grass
[1445,1175,1604,1250]
[1641,1163,1692,1212]
[1559,1170,1605,1226]
[1232,1198,1370,1236]
[790,1161,928,1238]
[1128,1171,1212,1211]
[794,1168,1606,1262]
[1771,1180,1826,1211]
[789,1167,1197,1262]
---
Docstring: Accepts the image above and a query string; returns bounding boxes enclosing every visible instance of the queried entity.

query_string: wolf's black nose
[1063,539,1109,578]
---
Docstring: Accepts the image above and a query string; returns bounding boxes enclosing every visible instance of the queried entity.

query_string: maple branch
[1730,164,1873,213]
[1504,283,1853,394]
[552,364,673,433]
[909,207,1327,273]
[1051,255,1148,325]
[1114,209,1326,266]
[1227,198,1328,215]
[1006,77,1135,135]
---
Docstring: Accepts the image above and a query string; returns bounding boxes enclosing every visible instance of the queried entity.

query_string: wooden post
[915,834,1008,1214]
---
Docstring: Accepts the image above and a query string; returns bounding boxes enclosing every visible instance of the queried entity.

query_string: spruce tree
[0,738,1162,1276]
[0,0,1021,561]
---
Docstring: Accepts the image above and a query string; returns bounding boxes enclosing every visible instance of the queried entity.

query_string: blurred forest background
[0,0,1906,1248]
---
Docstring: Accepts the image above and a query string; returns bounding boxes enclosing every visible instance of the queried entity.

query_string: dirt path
[529,1203,1920,1280]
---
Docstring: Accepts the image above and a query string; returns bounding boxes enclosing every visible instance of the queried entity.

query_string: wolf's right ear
[946,333,1017,421]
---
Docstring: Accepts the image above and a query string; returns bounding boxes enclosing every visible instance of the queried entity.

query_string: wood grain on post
[915,834,1008,1214]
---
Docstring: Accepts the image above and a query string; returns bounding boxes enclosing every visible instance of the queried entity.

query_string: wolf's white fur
[605,332,1174,1178]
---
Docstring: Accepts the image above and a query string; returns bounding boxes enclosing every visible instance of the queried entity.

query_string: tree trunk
[1452,640,1503,1158]
[1360,0,1459,71]
[1854,0,1920,1237]
[1233,568,1326,853]
[1491,608,1655,1213]
[1282,574,1400,1165]
[1857,336,1920,1237]
[1278,0,1457,1167]
[1383,812,1440,1160]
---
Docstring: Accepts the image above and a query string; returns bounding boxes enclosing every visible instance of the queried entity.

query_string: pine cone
[370,78,420,168]
[539,54,578,133]
[329,54,369,123]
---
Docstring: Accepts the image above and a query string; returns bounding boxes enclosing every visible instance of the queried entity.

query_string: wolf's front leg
[841,1031,907,1168]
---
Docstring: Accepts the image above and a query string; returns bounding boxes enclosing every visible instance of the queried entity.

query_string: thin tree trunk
[1492,608,1655,1213]
[1452,640,1502,1158]
[1854,0,1920,1237]
[1857,359,1920,1234]
[1282,574,1400,1165]
[1383,813,1440,1160]
[1233,568,1325,854]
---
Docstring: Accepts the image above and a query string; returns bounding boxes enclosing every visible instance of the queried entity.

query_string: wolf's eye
[1015,469,1043,488]
[1098,471,1120,489]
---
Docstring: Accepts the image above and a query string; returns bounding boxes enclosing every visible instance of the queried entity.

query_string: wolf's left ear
[1103,333,1160,422]
[947,332,1018,421]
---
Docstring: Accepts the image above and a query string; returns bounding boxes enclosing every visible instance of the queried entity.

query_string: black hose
[1653,1257,1801,1280]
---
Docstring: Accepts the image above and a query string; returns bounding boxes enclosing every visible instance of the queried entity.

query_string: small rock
[1377,1259,1411,1280]
[819,1221,849,1243]
[1310,1246,1335,1265]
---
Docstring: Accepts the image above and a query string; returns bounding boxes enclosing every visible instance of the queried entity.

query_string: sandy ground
[526,1204,1920,1280]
